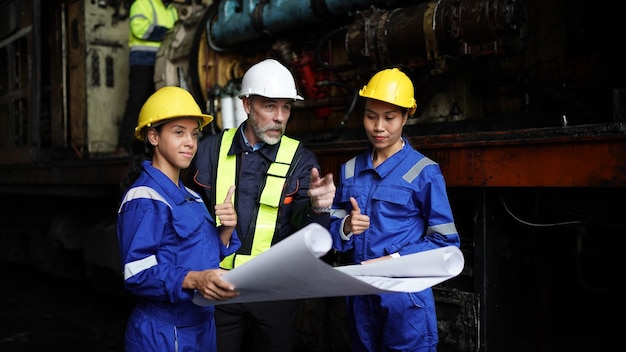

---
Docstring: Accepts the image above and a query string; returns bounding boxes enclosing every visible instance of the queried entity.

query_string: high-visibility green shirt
[128,0,178,65]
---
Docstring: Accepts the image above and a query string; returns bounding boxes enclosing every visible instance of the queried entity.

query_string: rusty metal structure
[0,0,624,351]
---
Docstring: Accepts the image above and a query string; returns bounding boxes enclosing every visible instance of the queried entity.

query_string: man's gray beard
[251,119,283,145]
[262,134,281,145]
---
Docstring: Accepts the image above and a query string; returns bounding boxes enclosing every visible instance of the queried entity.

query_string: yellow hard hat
[134,86,213,140]
[359,68,417,116]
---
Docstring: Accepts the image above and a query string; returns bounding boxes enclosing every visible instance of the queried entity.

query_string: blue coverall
[329,138,461,352]
[117,160,240,352]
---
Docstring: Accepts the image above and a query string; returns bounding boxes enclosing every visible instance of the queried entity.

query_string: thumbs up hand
[345,197,370,235]
[215,185,236,228]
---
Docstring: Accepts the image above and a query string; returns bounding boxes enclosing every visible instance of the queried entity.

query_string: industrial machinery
[0,0,624,351]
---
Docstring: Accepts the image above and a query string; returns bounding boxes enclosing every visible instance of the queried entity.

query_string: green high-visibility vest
[128,0,178,52]
[216,129,300,269]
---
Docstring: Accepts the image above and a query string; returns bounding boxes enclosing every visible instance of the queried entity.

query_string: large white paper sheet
[193,223,464,306]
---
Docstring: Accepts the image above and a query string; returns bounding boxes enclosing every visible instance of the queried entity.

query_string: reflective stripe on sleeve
[124,254,158,280]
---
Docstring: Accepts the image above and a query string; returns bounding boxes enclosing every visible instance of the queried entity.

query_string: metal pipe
[208,0,407,47]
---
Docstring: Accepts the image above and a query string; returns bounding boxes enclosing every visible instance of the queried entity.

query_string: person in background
[115,0,178,156]
[328,68,461,352]
[187,58,336,352]
[117,86,240,352]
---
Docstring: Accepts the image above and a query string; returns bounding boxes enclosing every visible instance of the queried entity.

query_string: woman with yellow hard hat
[117,86,241,352]
[329,68,461,352]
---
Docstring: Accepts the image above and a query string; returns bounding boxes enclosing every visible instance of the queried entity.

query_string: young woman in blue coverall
[329,68,461,352]
[117,86,241,352]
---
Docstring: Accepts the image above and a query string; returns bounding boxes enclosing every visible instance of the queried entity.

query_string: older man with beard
[187,58,336,352]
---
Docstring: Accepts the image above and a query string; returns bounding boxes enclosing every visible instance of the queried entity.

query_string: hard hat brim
[238,92,304,101]
[134,114,214,140]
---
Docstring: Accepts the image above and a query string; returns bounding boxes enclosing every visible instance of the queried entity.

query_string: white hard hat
[238,59,304,100]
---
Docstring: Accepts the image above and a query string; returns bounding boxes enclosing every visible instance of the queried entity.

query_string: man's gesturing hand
[308,167,336,210]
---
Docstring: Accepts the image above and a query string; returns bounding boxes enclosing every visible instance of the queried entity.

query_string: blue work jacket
[117,160,240,325]
[329,137,460,262]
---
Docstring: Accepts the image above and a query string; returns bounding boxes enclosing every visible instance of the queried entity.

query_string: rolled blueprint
[193,223,464,306]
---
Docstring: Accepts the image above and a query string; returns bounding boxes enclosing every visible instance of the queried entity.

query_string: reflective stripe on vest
[218,129,300,269]
[214,129,237,228]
